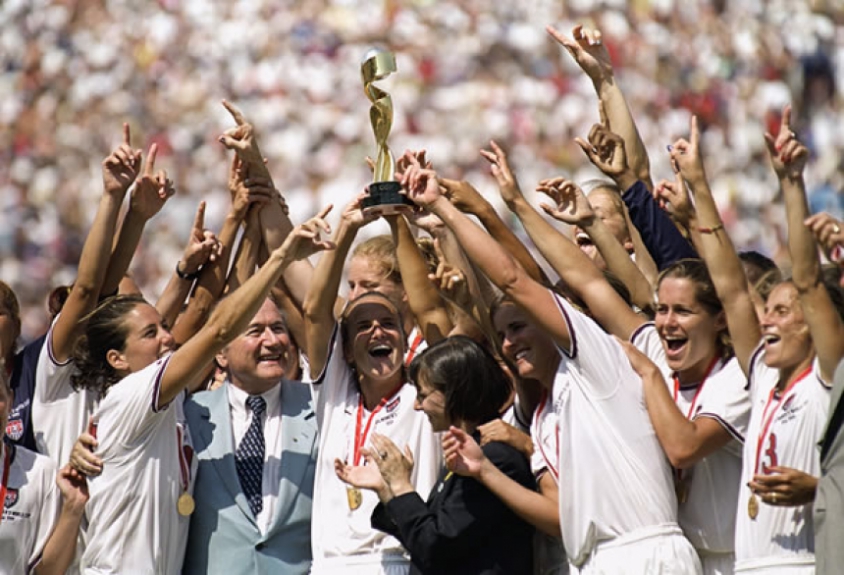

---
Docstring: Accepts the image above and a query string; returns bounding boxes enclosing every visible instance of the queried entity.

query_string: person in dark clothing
[336,335,535,575]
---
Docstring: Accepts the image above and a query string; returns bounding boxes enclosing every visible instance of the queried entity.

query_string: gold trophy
[361,48,413,216]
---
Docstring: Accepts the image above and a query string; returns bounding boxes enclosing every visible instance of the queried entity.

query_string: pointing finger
[123,122,131,147]
[193,201,206,232]
[221,99,246,126]
[144,143,159,176]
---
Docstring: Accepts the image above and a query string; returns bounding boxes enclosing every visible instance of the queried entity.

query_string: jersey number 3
[762,432,778,474]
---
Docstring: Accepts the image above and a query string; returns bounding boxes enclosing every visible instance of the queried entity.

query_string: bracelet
[175,261,200,281]
[697,223,725,234]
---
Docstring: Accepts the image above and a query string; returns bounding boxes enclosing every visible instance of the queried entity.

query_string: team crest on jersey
[385,396,401,413]
[4,488,18,509]
[5,418,23,441]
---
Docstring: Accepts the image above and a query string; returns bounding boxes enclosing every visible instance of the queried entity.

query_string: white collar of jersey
[226,380,281,422]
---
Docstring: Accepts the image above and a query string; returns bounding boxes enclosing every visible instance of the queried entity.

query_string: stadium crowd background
[0,0,842,341]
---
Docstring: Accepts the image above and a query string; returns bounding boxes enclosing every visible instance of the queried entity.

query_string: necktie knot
[247,395,266,418]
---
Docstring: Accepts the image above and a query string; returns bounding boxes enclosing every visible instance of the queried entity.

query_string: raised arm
[767,106,844,380]
[481,142,643,340]
[438,177,550,286]
[35,467,88,575]
[218,100,314,306]
[577,120,697,270]
[400,161,571,351]
[669,117,760,373]
[548,24,651,188]
[303,193,373,375]
[52,126,136,362]
[101,141,175,297]
[171,156,271,345]
[155,202,218,329]
[159,207,334,407]
[388,215,453,344]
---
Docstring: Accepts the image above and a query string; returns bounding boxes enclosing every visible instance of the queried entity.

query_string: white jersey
[31,317,98,465]
[735,346,830,571]
[530,391,560,481]
[550,294,681,567]
[632,323,749,554]
[82,356,197,574]
[309,325,441,574]
[529,392,570,575]
[0,443,60,575]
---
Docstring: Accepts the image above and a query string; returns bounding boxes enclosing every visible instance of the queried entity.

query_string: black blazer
[371,438,535,575]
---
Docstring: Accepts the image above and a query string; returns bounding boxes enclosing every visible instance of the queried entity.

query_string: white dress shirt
[227,381,284,535]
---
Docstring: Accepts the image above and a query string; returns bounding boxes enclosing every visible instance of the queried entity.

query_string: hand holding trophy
[361,48,414,216]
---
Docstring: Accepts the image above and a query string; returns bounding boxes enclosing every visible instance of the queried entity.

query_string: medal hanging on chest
[178,492,196,516]
[175,424,194,516]
[346,386,402,511]
[346,486,363,510]
[748,493,759,520]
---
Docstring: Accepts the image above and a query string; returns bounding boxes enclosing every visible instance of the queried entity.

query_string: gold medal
[748,493,759,520]
[177,492,195,516]
[346,486,362,511]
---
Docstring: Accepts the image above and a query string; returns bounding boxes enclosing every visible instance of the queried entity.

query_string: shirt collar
[226,379,282,419]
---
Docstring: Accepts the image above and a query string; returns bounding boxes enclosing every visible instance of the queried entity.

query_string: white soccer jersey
[550,294,681,567]
[632,323,749,554]
[81,356,197,574]
[31,318,98,466]
[530,390,559,481]
[309,325,441,574]
[735,346,829,571]
[0,443,60,575]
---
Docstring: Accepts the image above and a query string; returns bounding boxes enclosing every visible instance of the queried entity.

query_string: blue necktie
[236,395,266,517]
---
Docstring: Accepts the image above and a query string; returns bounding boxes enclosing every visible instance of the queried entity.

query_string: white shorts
[734,556,814,575]
[697,550,734,575]
[310,554,410,575]
[579,524,702,575]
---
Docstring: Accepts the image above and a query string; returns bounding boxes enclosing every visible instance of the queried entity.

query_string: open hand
[547,24,613,83]
[536,177,595,226]
[480,140,524,207]
[279,205,336,263]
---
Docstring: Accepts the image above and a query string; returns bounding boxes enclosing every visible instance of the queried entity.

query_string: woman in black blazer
[335,335,535,574]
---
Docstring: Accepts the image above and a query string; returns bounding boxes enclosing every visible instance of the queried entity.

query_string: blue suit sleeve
[622,180,698,269]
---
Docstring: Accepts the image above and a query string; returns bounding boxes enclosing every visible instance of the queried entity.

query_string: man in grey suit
[183,297,317,575]
[815,358,844,574]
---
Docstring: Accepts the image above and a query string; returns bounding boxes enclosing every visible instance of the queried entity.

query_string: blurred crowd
[1,0,842,341]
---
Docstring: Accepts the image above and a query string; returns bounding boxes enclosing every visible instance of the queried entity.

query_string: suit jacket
[815,359,844,575]
[371,437,534,575]
[182,380,318,575]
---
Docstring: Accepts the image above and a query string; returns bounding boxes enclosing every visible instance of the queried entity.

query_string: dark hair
[739,251,782,301]
[48,285,72,320]
[657,258,732,357]
[408,335,512,426]
[0,281,21,362]
[71,294,148,396]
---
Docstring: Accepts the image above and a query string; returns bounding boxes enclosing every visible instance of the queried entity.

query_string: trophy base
[363,181,414,217]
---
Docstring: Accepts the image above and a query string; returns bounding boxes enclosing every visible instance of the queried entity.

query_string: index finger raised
[123,122,131,146]
[221,99,246,126]
[192,201,206,232]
